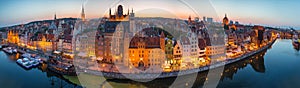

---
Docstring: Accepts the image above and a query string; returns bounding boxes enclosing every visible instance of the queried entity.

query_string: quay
[79,39,277,79]
[0,38,277,79]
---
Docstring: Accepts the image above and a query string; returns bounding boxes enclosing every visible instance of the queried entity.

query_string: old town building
[128,28,165,68]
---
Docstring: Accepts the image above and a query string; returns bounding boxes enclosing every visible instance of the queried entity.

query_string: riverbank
[78,39,277,80]
[0,51,82,88]
[0,43,76,76]
[1,38,277,80]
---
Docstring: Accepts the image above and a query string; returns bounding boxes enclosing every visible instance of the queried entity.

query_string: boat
[21,53,31,58]
[12,49,18,53]
[16,58,33,69]
[292,34,300,49]
[16,57,42,69]
[29,57,41,66]
[3,47,13,54]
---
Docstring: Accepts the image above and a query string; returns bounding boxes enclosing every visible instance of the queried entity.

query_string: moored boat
[3,47,13,54]
[292,34,300,49]
[16,57,42,69]
[16,58,33,69]
[21,53,31,58]
[12,49,18,53]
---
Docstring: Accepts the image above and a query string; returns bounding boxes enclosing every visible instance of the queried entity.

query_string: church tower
[188,15,192,23]
[223,14,229,25]
[130,8,135,18]
[109,8,111,18]
[223,14,229,30]
[160,31,165,51]
[81,5,86,21]
[54,13,57,20]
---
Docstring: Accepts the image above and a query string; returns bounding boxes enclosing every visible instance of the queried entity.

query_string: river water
[0,39,299,88]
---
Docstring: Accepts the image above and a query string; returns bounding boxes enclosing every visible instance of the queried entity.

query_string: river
[0,39,299,88]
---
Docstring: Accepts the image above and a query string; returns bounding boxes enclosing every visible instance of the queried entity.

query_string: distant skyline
[0,0,299,29]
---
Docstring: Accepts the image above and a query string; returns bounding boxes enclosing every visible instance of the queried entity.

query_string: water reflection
[0,52,82,88]
[104,50,267,88]
[294,46,300,51]
[1,47,268,88]
[221,50,266,81]
[7,53,20,61]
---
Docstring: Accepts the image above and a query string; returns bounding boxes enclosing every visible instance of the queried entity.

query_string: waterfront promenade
[77,38,277,79]
[0,37,277,79]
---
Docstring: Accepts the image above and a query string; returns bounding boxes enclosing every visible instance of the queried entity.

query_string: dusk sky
[0,0,299,29]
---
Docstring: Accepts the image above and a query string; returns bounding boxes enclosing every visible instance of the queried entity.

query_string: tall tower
[223,14,229,30]
[117,5,123,17]
[127,8,129,15]
[109,8,111,18]
[188,15,192,23]
[81,5,86,21]
[223,14,229,25]
[54,13,58,25]
[160,31,165,51]
[130,8,135,18]
[54,13,57,20]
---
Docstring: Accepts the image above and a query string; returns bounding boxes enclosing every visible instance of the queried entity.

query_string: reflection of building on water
[5,53,81,88]
[46,71,81,88]
[221,50,266,80]
[292,32,300,50]
[34,58,81,87]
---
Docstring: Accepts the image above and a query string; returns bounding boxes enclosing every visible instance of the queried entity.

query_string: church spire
[81,4,85,21]
[188,15,192,23]
[127,8,129,15]
[54,13,57,20]
[109,8,111,17]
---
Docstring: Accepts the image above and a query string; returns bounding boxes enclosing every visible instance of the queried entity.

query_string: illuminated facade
[81,5,85,22]
[173,40,182,65]
[180,31,199,64]
[75,31,96,57]
[197,38,206,61]
[19,33,29,47]
[165,39,174,64]
[100,5,133,64]
[128,29,165,68]
[37,35,53,52]
[253,25,265,47]
[205,45,226,57]
[7,30,19,44]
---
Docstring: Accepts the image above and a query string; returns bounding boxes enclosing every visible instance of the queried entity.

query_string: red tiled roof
[129,36,161,48]
[198,38,206,49]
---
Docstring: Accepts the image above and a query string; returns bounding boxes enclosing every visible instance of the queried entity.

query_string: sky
[0,0,299,29]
